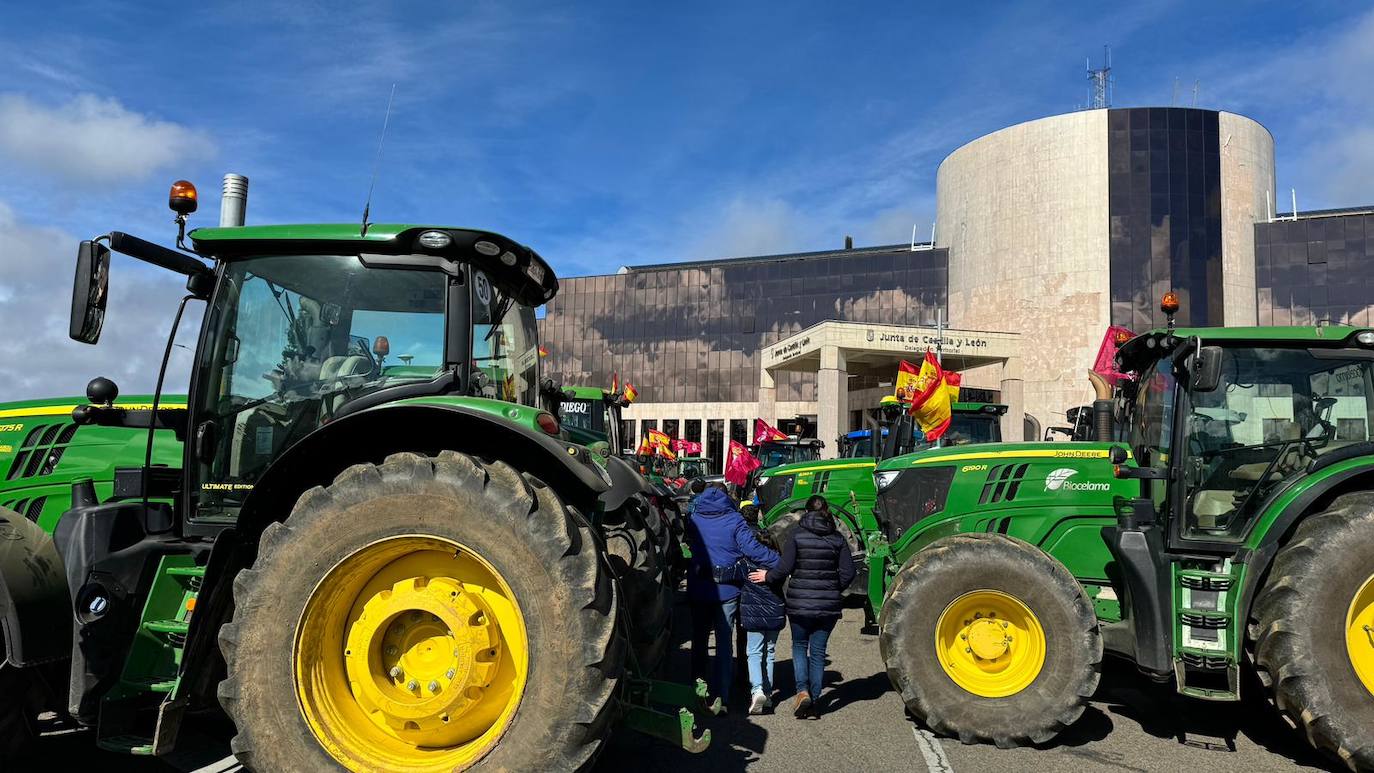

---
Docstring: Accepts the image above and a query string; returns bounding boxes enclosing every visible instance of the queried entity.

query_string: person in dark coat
[751,495,854,718]
[686,483,780,707]
[716,529,785,714]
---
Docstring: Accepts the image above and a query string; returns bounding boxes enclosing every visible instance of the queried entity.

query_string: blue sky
[1,1,1372,398]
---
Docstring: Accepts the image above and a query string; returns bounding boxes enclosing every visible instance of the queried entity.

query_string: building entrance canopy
[759,320,1023,458]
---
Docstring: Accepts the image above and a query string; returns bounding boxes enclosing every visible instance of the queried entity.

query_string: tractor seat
[319,355,372,416]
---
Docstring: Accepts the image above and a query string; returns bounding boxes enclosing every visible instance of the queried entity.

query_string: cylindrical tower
[936,108,1275,431]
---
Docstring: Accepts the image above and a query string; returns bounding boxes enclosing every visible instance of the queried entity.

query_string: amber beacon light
[169,180,199,215]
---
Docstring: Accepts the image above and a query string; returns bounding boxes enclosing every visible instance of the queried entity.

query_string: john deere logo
[1045,467,1109,492]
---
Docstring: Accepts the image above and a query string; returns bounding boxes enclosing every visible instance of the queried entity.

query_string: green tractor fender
[0,507,69,667]
[602,454,661,512]
[235,400,611,547]
[1235,457,1374,621]
[177,401,613,706]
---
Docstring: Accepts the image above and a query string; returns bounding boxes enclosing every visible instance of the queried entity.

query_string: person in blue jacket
[685,483,780,707]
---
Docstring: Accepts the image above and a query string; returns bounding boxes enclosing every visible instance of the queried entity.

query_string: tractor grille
[876,467,956,543]
[6,423,79,481]
[979,463,1031,504]
[755,475,795,514]
[1,496,47,523]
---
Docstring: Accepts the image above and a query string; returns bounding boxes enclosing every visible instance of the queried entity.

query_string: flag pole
[935,309,944,449]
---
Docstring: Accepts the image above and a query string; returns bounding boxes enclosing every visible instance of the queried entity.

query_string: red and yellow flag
[725,439,761,486]
[609,372,619,394]
[908,350,952,441]
[623,382,638,403]
[894,359,921,402]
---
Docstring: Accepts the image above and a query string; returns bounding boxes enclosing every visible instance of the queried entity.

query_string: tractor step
[97,554,203,756]
[143,618,191,635]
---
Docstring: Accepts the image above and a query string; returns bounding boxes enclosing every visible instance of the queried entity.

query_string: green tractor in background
[753,400,1008,603]
[0,179,709,770]
[541,380,688,585]
[868,307,1374,770]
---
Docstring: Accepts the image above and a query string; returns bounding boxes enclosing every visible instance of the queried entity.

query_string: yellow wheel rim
[294,536,528,772]
[935,589,1046,698]
[1348,571,1374,698]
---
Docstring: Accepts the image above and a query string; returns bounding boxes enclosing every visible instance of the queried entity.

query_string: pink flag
[725,440,762,487]
[672,438,703,455]
[753,418,788,444]
[1093,326,1136,385]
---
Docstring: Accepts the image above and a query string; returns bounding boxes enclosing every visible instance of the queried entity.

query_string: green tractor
[869,315,1374,769]
[0,180,710,770]
[753,400,1008,591]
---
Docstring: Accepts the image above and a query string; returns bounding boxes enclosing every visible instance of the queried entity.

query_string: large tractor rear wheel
[1252,492,1374,771]
[218,451,624,772]
[879,533,1101,747]
[602,495,673,672]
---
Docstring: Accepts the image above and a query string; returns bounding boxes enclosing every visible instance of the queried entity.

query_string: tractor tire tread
[879,533,1101,748]
[1251,491,1374,772]
[218,450,623,772]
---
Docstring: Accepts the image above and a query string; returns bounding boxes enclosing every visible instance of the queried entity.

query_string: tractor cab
[1115,325,1374,548]
[753,437,824,469]
[187,247,545,523]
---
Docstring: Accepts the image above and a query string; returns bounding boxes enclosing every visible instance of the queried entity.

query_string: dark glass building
[1254,209,1374,325]
[539,244,949,406]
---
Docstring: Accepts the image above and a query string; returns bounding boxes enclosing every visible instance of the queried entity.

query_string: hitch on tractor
[620,677,719,754]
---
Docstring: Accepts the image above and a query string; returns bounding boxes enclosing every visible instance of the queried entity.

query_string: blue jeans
[745,629,780,697]
[690,597,740,704]
[790,616,836,698]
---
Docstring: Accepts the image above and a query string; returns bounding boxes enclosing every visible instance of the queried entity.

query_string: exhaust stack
[219,174,249,227]
[1087,370,1114,442]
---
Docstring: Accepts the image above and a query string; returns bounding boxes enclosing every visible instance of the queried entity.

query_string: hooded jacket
[765,510,856,619]
[685,488,780,602]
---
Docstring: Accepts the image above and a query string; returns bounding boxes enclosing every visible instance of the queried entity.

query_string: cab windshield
[195,254,449,518]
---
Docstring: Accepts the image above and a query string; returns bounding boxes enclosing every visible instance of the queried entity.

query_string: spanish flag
[908,350,952,441]
[610,372,619,395]
[623,382,638,403]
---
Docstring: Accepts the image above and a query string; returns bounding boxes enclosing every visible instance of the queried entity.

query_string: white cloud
[0,201,200,401]
[0,93,216,186]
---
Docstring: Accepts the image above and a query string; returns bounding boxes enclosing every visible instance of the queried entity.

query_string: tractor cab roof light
[169,180,198,216]
[1356,331,1374,347]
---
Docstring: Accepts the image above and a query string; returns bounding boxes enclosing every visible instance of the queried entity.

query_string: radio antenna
[361,83,397,236]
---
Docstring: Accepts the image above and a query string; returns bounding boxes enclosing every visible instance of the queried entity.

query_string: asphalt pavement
[30,594,1339,772]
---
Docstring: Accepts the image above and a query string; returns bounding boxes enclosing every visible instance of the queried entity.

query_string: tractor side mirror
[70,240,111,344]
[1191,346,1223,393]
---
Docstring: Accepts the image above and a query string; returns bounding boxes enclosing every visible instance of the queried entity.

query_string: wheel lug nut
[428,680,440,693]
[389,666,403,679]
[406,679,419,691]
[446,668,456,679]
[960,634,967,640]
[1002,622,1009,628]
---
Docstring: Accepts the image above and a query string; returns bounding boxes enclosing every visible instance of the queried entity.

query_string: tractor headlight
[1357,330,1374,347]
[875,470,902,492]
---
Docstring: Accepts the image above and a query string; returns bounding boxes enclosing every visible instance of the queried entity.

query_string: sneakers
[792,691,812,718]
[749,692,768,715]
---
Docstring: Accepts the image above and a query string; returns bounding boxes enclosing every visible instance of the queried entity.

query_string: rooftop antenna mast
[361,83,397,236]
[1087,45,1113,109]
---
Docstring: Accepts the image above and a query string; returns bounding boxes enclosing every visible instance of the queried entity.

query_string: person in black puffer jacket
[716,529,785,715]
[752,495,854,718]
